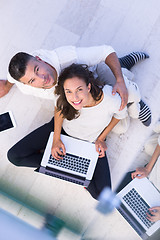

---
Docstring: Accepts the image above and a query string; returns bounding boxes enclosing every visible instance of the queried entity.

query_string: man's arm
[76,45,128,109]
[0,80,14,97]
[105,52,128,110]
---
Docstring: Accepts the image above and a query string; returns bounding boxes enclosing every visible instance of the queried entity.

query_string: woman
[132,121,160,222]
[52,63,128,199]
[116,120,160,222]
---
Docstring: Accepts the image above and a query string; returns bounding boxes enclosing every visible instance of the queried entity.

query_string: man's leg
[86,154,111,200]
[7,118,54,168]
[120,52,151,126]
[96,62,116,87]
[119,52,149,70]
[138,100,152,126]
[96,51,149,87]
[96,55,151,126]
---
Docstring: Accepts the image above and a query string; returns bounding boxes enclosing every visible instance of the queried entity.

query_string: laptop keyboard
[123,188,154,228]
[48,153,91,175]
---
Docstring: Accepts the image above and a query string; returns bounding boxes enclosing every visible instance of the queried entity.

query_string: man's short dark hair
[8,52,34,81]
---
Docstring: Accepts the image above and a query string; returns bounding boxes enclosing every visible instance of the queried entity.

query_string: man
[1,45,151,123]
[1,45,128,109]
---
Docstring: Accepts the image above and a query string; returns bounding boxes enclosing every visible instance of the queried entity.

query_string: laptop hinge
[117,203,148,239]
[38,166,90,187]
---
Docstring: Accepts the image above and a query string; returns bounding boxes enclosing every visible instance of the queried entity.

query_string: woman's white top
[62,85,127,142]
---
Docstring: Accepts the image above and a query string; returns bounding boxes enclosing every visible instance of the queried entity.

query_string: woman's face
[63,77,91,110]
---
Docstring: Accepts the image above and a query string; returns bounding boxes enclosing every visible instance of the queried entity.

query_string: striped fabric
[119,52,149,70]
[138,100,152,126]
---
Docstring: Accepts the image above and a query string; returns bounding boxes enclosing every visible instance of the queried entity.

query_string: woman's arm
[146,206,160,222]
[51,107,66,160]
[95,117,120,157]
[131,143,160,179]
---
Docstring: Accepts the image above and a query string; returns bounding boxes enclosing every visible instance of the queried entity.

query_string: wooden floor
[0,0,160,239]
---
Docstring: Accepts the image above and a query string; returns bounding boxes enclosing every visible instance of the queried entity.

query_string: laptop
[38,132,99,187]
[116,177,160,239]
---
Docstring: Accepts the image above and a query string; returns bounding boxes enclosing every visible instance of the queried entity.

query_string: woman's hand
[131,167,150,179]
[95,138,107,158]
[51,138,66,160]
[146,207,160,222]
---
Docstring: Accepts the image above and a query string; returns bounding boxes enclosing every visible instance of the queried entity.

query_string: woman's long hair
[55,64,103,120]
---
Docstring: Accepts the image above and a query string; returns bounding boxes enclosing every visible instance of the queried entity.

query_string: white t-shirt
[7,45,114,100]
[158,135,160,146]
[62,85,127,143]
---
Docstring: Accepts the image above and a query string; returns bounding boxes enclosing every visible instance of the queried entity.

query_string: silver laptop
[39,132,99,186]
[116,177,160,239]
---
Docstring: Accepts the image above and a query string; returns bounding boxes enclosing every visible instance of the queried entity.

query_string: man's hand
[0,80,14,97]
[95,138,107,158]
[105,52,128,110]
[146,207,160,222]
[131,167,150,179]
[51,138,66,160]
[112,80,128,110]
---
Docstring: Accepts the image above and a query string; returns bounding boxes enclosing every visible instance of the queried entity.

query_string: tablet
[0,111,16,132]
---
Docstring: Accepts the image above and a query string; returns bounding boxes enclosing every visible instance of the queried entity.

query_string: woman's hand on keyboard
[146,207,160,222]
[51,138,66,160]
[95,138,107,158]
[131,167,150,179]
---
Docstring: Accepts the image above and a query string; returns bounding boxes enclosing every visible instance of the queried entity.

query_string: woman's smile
[72,100,82,105]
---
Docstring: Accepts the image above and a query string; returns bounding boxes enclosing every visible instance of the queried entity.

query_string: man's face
[20,57,57,89]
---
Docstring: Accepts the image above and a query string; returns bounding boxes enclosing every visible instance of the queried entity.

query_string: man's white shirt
[7,45,114,100]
